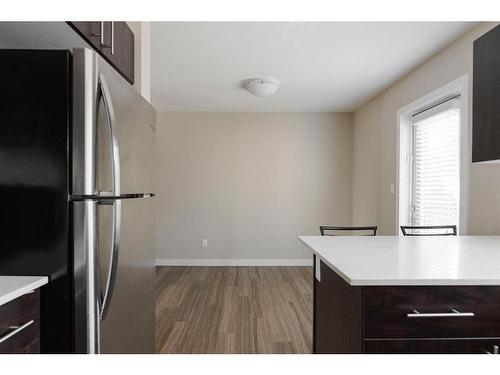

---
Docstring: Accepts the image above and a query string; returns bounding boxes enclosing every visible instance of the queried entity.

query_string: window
[397,75,469,235]
[410,98,460,227]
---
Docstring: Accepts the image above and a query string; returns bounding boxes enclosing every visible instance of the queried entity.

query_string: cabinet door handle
[92,22,106,45]
[109,21,114,55]
[93,22,114,55]
[407,309,474,318]
[0,320,34,344]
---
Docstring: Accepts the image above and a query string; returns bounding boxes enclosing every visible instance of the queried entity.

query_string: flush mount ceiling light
[244,78,280,97]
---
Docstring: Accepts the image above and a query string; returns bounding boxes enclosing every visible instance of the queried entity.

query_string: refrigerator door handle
[99,199,121,320]
[97,73,121,320]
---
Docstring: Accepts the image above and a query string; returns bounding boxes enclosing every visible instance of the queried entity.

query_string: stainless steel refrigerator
[0,48,156,353]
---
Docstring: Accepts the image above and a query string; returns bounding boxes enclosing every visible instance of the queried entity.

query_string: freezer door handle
[97,73,121,321]
[98,73,121,197]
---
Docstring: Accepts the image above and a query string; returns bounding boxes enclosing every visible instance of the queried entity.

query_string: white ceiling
[151,22,476,112]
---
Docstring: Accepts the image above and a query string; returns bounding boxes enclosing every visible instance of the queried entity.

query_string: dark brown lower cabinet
[365,338,500,354]
[314,256,362,353]
[313,256,500,354]
[0,290,40,354]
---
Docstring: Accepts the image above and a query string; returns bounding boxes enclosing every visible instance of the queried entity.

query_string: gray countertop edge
[0,276,49,306]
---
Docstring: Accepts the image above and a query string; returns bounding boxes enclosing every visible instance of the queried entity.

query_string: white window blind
[411,100,460,228]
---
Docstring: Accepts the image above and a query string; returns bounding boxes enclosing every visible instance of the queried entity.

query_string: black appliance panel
[0,49,72,353]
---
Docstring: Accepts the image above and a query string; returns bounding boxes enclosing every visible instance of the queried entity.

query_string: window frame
[396,75,470,235]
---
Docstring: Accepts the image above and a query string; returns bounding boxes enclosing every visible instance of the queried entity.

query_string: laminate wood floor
[155,266,313,354]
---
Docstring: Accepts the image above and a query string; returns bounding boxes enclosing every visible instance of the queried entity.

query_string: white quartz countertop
[299,235,500,286]
[0,276,48,306]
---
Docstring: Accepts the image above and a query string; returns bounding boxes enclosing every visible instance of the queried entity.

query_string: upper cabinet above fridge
[472,24,500,163]
[67,22,134,84]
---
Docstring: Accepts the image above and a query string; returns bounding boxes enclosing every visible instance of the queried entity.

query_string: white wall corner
[140,22,151,102]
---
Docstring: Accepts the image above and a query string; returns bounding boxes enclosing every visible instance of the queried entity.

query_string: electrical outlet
[201,239,208,248]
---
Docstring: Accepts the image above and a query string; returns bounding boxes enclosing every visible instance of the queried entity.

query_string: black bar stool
[319,226,378,236]
[400,225,457,236]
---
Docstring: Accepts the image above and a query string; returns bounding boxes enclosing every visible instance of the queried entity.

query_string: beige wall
[155,112,353,261]
[352,22,500,235]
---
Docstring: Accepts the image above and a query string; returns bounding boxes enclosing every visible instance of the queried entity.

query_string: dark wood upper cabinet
[67,21,134,84]
[66,22,101,50]
[472,24,500,163]
[100,22,134,84]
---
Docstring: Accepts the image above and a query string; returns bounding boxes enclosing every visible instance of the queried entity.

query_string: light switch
[390,183,395,195]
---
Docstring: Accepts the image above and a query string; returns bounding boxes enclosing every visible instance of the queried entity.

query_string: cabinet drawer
[0,290,40,354]
[365,338,500,354]
[364,286,500,338]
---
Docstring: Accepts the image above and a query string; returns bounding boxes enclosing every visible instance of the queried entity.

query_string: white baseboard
[155,258,313,266]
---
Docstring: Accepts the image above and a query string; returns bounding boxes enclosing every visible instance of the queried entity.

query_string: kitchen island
[299,236,500,354]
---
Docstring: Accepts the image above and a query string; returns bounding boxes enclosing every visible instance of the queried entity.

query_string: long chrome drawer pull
[0,320,34,344]
[407,309,474,318]
[483,345,499,354]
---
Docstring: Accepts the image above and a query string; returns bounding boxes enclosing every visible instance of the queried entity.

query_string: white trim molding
[396,74,470,235]
[155,258,313,267]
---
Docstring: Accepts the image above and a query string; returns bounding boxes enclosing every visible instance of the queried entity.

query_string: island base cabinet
[365,338,500,354]
[313,257,500,354]
[364,284,500,339]
[314,257,363,353]
[0,290,40,354]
